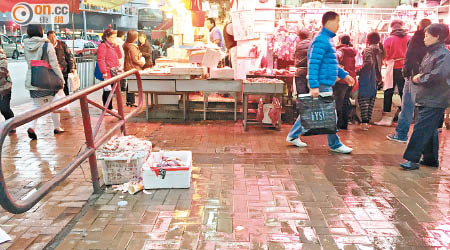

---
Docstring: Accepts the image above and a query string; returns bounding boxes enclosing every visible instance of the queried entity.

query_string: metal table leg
[203,92,208,120]
[145,93,149,120]
[231,92,237,121]
[243,94,248,131]
[183,92,187,121]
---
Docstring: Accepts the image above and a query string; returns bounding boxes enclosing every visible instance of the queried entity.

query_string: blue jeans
[395,79,418,140]
[288,85,343,150]
[403,106,444,164]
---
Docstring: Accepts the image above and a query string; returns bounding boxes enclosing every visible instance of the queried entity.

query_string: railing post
[80,96,101,194]
[114,81,126,135]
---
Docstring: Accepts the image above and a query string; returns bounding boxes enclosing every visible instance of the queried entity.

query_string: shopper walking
[357,32,384,131]
[286,29,311,147]
[0,40,15,133]
[286,11,354,154]
[97,28,121,112]
[401,23,450,170]
[376,20,410,126]
[334,34,357,130]
[123,30,145,107]
[24,24,65,140]
[138,32,153,69]
[386,19,432,142]
[47,31,76,96]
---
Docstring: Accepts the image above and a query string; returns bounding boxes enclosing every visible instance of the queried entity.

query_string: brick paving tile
[1,94,450,249]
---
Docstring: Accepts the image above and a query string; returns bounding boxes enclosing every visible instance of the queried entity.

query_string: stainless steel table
[127,74,241,120]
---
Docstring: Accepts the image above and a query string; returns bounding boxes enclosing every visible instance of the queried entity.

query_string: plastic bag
[268,97,281,127]
[52,89,70,113]
[68,70,80,92]
[256,98,264,122]
[298,94,337,136]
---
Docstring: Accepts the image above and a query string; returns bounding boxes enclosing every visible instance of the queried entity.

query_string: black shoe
[54,129,65,135]
[419,160,439,168]
[400,161,420,170]
[27,128,37,140]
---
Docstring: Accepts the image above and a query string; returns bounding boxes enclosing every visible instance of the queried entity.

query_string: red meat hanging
[268,97,281,127]
[256,98,264,122]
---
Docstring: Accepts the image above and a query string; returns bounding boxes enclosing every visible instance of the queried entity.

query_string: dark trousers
[63,75,69,96]
[383,68,405,112]
[403,106,445,164]
[333,83,351,129]
[126,87,135,104]
[0,91,14,120]
[102,90,113,110]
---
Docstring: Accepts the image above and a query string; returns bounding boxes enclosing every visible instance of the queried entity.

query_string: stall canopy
[0,0,80,13]
[151,19,173,39]
[83,0,127,10]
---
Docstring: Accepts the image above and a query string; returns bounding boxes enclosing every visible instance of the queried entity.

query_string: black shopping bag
[298,93,337,136]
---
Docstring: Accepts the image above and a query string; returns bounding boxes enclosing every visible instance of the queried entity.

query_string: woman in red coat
[97,28,122,111]
[334,34,357,129]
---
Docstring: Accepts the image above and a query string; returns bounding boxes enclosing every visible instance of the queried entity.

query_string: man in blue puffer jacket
[286,11,355,154]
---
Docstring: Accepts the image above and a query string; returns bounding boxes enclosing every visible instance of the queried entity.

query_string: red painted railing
[0,69,143,214]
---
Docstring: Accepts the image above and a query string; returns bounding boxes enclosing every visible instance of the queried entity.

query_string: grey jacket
[415,43,450,109]
[24,37,64,91]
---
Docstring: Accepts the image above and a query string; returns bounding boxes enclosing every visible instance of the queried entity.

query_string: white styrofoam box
[262,103,273,124]
[210,68,235,79]
[142,151,192,189]
[170,67,205,75]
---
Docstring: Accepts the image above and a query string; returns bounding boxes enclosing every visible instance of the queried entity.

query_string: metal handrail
[0,69,143,214]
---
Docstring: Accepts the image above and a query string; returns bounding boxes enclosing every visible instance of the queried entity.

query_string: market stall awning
[155,19,173,31]
[0,0,80,14]
[151,19,173,40]
[83,0,127,10]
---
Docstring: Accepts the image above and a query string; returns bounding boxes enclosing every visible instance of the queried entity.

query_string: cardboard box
[142,151,192,189]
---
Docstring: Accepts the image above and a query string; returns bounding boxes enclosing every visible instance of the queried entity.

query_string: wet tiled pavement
[1,96,450,249]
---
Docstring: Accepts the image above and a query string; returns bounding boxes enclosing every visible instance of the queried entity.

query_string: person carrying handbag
[0,43,15,134]
[97,28,122,113]
[24,24,65,140]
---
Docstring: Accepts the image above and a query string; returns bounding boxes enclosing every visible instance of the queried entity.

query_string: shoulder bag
[30,42,63,90]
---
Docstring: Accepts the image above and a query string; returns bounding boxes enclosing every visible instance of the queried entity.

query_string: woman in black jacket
[138,32,153,69]
[401,23,450,170]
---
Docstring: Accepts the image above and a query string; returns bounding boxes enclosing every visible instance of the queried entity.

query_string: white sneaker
[286,136,307,147]
[331,145,353,154]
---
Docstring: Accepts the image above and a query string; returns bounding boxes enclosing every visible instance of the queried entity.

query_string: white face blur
[424,31,439,47]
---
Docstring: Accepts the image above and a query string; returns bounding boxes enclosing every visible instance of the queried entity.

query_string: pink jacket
[384,30,410,69]
[97,41,122,78]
